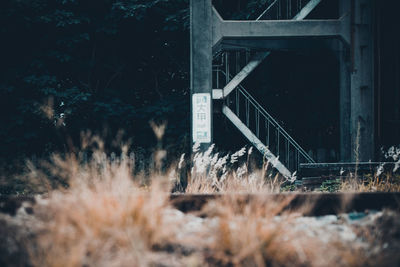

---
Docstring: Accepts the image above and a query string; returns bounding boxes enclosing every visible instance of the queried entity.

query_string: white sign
[192,93,211,143]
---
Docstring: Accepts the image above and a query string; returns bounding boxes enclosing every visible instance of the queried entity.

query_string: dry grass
[31,180,176,267]
[200,194,370,267]
[14,138,296,267]
[23,136,182,267]
[2,137,400,266]
[185,168,283,194]
[340,173,400,193]
[340,146,400,193]
[186,145,286,194]
[202,195,298,266]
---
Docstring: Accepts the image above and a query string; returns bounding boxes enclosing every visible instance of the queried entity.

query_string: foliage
[0,0,284,161]
[281,183,297,192]
[320,178,341,193]
[0,0,191,160]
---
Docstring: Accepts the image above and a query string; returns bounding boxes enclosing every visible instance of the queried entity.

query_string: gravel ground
[1,199,400,267]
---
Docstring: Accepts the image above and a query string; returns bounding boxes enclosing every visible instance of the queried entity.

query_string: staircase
[212,0,322,178]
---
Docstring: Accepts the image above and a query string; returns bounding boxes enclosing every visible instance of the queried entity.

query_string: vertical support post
[339,44,351,162]
[190,0,213,147]
[350,0,375,161]
[339,0,351,162]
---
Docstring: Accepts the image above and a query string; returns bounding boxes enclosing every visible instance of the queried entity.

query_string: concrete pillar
[190,0,213,146]
[339,45,351,162]
[339,0,351,162]
[350,0,375,161]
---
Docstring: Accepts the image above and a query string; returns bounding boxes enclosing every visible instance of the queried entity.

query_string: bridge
[190,0,375,178]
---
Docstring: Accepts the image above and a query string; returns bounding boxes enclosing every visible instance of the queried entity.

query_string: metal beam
[339,0,351,162]
[212,89,223,99]
[222,52,270,97]
[212,0,326,57]
[214,0,325,99]
[293,0,322,20]
[222,105,292,178]
[350,0,375,161]
[213,17,349,47]
[213,38,341,54]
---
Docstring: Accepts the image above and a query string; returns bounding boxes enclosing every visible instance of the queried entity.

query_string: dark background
[0,0,399,164]
[0,0,192,162]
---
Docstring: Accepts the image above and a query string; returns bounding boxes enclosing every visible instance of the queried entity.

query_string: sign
[192,93,211,143]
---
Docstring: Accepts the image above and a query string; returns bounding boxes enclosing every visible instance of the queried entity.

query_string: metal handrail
[218,69,315,165]
[238,86,315,163]
[210,0,320,171]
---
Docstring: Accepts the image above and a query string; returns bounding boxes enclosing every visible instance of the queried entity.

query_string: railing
[210,0,321,172]
[256,0,316,20]
[213,61,315,172]
[213,50,252,88]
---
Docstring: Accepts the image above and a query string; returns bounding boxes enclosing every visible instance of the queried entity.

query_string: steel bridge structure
[190,0,374,178]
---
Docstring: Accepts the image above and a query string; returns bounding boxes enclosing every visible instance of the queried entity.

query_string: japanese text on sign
[192,93,211,143]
